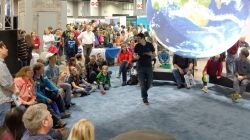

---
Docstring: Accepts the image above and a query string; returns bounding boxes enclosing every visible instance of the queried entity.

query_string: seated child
[201,53,223,93]
[158,47,170,67]
[67,66,96,97]
[96,65,111,95]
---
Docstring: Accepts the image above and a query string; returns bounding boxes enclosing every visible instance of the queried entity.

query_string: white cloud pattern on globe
[147,0,250,58]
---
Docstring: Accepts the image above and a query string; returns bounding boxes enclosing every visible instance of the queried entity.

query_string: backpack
[126,75,138,85]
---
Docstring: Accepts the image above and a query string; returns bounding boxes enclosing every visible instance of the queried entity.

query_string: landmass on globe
[147,0,249,58]
[152,0,223,27]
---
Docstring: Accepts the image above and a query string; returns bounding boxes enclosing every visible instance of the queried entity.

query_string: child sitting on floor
[158,47,170,67]
[67,66,96,97]
[202,53,224,93]
[96,65,111,95]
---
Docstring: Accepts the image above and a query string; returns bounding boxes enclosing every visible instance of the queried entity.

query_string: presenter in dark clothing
[134,33,156,105]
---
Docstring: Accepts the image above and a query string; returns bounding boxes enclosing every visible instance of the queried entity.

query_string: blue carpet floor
[63,67,250,140]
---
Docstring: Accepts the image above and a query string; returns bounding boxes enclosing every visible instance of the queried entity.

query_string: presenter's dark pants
[137,67,153,101]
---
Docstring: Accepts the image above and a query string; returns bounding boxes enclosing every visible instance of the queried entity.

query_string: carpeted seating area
[62,66,250,140]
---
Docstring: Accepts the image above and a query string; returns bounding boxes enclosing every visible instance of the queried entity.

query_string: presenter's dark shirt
[134,42,155,67]
[173,54,193,69]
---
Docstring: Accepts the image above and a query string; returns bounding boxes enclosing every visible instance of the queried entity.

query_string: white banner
[137,0,142,9]
[90,0,98,7]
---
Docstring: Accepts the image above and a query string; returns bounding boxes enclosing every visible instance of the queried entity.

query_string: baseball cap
[46,53,57,60]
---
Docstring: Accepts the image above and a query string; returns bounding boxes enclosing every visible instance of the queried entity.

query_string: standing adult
[42,28,55,52]
[31,31,40,54]
[134,33,156,105]
[104,25,111,45]
[137,24,147,34]
[18,32,28,69]
[25,34,35,66]
[0,41,19,126]
[226,40,240,78]
[78,25,95,65]
[240,36,249,48]
[62,24,72,54]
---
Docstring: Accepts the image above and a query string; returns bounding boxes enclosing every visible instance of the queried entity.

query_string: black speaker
[0,30,18,74]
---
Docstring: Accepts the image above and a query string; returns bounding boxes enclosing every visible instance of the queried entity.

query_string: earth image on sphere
[146,0,250,58]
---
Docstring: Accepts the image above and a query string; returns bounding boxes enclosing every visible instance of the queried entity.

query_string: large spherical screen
[147,0,250,58]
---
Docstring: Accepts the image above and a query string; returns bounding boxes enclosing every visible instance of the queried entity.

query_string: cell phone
[12,94,21,107]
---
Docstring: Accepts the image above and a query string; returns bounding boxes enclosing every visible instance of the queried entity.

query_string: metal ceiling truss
[0,0,14,30]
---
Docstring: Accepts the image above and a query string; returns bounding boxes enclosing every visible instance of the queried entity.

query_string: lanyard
[22,78,31,97]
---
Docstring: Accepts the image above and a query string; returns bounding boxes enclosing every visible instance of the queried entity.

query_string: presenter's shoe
[122,82,126,86]
[116,73,121,78]
[143,99,149,105]
[202,86,208,93]
[177,84,184,89]
[230,93,242,102]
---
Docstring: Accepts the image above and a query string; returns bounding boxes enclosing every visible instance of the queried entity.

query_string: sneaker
[230,93,242,102]
[74,93,81,97]
[100,90,106,95]
[116,73,121,78]
[137,82,140,87]
[65,104,71,110]
[57,119,67,128]
[61,112,71,119]
[122,82,126,86]
[89,86,97,93]
[143,99,149,105]
[70,102,76,106]
[201,86,208,93]
[177,84,184,89]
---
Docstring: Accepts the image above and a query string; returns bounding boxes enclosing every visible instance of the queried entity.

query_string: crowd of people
[0,19,250,139]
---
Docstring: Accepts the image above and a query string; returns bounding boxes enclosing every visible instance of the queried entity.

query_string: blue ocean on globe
[147,0,250,58]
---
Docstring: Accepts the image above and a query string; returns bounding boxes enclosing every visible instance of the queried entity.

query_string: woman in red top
[116,44,132,86]
[202,52,225,93]
[31,31,40,54]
